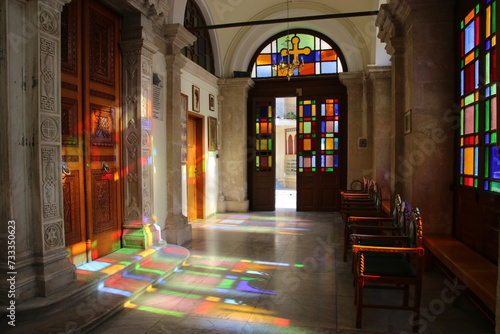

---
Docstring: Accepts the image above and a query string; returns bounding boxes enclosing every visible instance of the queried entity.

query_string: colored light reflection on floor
[190,215,310,235]
[117,254,313,328]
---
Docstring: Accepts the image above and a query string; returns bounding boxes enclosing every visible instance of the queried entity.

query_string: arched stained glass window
[182,0,215,74]
[458,0,500,193]
[250,31,345,79]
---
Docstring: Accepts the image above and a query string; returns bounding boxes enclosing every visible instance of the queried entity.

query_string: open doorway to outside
[275,97,297,209]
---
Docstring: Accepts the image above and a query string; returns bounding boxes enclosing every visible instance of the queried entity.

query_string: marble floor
[91,208,494,334]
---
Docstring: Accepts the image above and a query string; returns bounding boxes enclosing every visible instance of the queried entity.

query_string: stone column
[339,72,373,185]
[0,0,75,304]
[377,0,455,230]
[217,78,255,212]
[376,4,406,198]
[163,24,195,246]
[367,65,392,198]
[121,15,162,249]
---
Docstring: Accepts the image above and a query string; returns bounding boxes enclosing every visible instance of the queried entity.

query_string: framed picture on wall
[192,85,200,112]
[208,116,218,151]
[181,94,188,162]
[209,94,215,111]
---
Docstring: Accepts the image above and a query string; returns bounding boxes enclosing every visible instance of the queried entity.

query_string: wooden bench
[423,234,497,320]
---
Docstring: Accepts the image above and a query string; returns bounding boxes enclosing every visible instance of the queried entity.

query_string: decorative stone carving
[42,146,59,219]
[144,201,152,218]
[41,115,59,142]
[40,9,58,35]
[44,221,64,250]
[40,37,56,113]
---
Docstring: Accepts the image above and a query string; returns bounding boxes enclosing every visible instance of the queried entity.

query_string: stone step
[3,244,190,334]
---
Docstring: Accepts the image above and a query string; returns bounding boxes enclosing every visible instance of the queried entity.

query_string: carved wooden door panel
[61,0,122,264]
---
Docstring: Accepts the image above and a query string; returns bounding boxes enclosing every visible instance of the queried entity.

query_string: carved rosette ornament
[44,221,64,250]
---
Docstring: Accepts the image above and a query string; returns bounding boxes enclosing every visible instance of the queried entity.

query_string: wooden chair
[340,177,371,197]
[351,207,424,333]
[343,195,405,263]
[340,184,389,261]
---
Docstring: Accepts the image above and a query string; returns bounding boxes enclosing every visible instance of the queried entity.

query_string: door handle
[101,161,112,175]
[62,161,71,179]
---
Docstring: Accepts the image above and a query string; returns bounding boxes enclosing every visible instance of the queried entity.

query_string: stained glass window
[250,32,345,79]
[255,102,274,172]
[297,99,340,172]
[459,0,499,193]
[182,0,215,74]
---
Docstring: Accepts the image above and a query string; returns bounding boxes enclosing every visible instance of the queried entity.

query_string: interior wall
[181,60,220,217]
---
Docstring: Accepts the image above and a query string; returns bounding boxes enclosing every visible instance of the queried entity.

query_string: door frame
[248,75,347,211]
[187,112,205,219]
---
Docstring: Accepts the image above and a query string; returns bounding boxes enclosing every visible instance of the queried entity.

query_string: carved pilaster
[121,34,161,248]
[32,0,75,298]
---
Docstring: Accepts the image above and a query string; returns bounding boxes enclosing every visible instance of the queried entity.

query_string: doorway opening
[275,97,297,209]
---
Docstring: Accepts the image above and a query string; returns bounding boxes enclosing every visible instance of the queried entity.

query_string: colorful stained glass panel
[252,32,343,78]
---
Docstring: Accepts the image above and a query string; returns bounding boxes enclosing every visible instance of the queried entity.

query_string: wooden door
[296,97,342,211]
[61,0,122,263]
[187,114,204,219]
[250,98,276,211]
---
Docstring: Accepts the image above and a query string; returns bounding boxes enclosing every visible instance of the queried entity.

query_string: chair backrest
[407,207,423,249]
[399,200,411,236]
[369,183,383,211]
[391,194,402,227]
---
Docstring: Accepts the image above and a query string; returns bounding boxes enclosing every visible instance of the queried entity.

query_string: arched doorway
[248,30,348,211]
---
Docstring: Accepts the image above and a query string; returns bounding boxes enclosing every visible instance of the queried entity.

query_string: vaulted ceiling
[167,0,388,76]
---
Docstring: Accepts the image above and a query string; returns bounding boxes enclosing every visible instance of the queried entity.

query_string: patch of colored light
[98,286,133,297]
[231,269,244,273]
[119,261,132,266]
[217,279,236,289]
[184,270,221,277]
[77,260,112,272]
[273,318,291,327]
[225,275,239,279]
[122,271,155,282]
[193,301,216,315]
[76,269,94,275]
[137,248,156,258]
[224,299,241,305]
[101,264,126,275]
[191,264,228,271]
[135,267,166,275]
[136,306,184,317]
[205,296,221,302]
[124,301,136,308]
[146,285,156,292]
[254,261,290,267]
[236,281,276,294]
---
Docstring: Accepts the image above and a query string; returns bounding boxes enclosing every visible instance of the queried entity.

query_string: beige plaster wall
[180,61,220,217]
